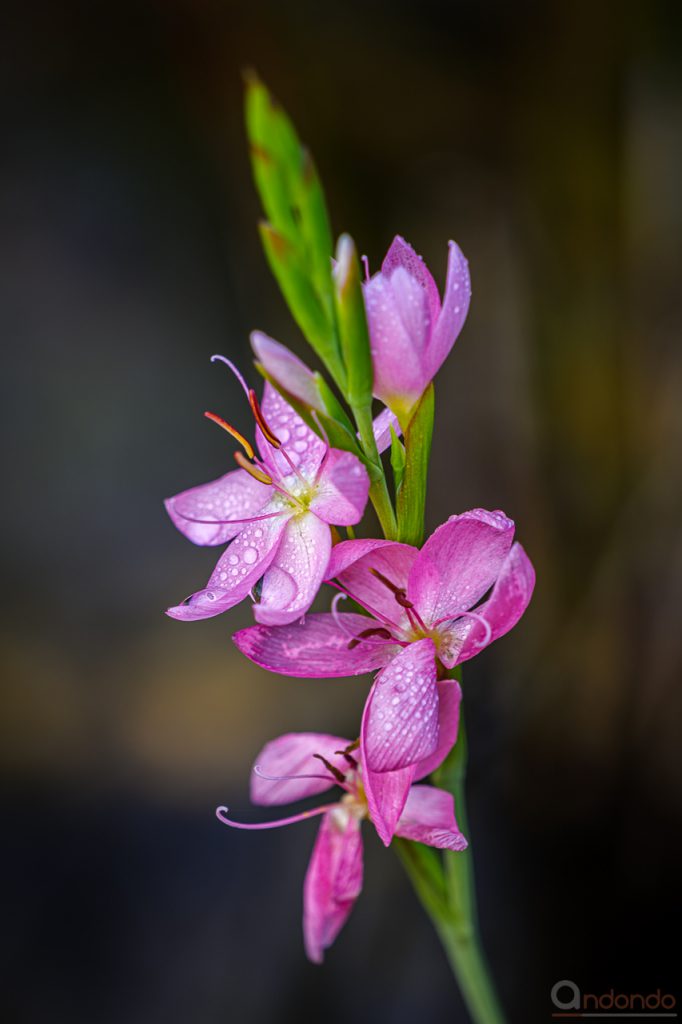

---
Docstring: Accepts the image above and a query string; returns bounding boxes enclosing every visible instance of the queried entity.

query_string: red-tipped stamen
[210,354,250,398]
[215,803,337,830]
[248,389,281,448]
[204,411,255,460]
[233,451,274,485]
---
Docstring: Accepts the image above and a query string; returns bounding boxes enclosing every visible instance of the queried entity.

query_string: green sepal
[396,384,435,546]
[313,372,356,436]
[332,234,374,410]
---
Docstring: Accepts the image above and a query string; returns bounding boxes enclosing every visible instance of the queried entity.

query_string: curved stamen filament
[211,354,251,398]
[204,411,255,460]
[176,510,285,527]
[328,581,406,636]
[253,765,338,785]
[216,803,337,830]
[330,593,356,639]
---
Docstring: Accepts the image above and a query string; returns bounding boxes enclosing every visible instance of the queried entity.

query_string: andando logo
[551,979,677,1017]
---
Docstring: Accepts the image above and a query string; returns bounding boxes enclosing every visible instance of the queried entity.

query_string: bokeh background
[3,1,681,1021]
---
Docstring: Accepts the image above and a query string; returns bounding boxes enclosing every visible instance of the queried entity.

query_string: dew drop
[243,546,258,565]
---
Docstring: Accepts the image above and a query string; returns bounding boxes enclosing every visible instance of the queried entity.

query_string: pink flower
[233,509,535,835]
[216,714,466,962]
[165,358,370,626]
[364,236,471,421]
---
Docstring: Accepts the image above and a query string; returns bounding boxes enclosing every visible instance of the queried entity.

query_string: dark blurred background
[2,1,681,1021]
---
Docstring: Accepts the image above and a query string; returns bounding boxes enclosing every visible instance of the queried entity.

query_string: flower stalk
[398,715,506,1024]
[165,72,535,1022]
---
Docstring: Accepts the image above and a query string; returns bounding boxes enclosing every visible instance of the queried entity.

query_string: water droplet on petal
[243,546,258,565]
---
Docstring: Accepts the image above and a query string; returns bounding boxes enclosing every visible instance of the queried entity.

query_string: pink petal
[424,240,471,380]
[381,235,441,326]
[362,639,439,773]
[256,381,326,481]
[326,538,419,627]
[395,785,468,851]
[254,512,331,626]
[165,507,289,621]
[233,612,398,677]
[303,810,364,963]
[360,740,415,847]
[310,449,370,526]
[414,679,462,780]
[364,272,429,409]
[165,469,270,546]
[454,543,536,664]
[372,407,401,454]
[250,732,352,806]
[250,331,322,410]
[409,509,515,625]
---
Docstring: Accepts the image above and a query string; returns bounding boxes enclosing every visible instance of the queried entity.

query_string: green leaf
[259,224,343,384]
[396,384,435,546]
[390,425,406,495]
[245,74,343,385]
[332,234,373,410]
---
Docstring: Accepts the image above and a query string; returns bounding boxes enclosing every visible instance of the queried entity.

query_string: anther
[233,451,273,485]
[368,568,413,608]
[312,753,346,785]
[335,749,358,769]
[347,626,393,650]
[204,411,255,460]
[248,389,281,449]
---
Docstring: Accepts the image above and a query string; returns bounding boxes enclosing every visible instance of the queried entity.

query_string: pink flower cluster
[165,237,535,962]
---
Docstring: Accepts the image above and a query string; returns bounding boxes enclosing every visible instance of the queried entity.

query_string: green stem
[397,715,506,1024]
[353,403,398,539]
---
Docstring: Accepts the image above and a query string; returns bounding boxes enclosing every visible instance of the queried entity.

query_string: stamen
[312,753,346,785]
[335,749,358,769]
[248,389,281,448]
[405,604,429,634]
[347,626,393,650]
[361,254,370,282]
[369,568,414,609]
[177,510,284,527]
[210,354,250,398]
[233,451,274,485]
[311,410,332,485]
[253,765,336,785]
[216,803,337,830]
[204,411,255,460]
